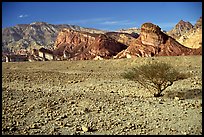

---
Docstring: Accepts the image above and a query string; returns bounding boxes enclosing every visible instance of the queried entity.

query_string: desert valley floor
[2,55,202,135]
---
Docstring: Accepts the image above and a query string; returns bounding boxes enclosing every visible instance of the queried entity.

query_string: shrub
[122,61,188,97]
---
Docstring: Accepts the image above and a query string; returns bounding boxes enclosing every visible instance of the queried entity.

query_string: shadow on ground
[164,88,202,99]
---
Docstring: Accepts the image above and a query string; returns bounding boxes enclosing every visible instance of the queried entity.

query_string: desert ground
[2,55,202,135]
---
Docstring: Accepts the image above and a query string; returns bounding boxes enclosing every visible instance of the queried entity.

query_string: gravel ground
[2,56,202,135]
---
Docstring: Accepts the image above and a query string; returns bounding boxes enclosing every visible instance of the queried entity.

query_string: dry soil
[2,55,202,135]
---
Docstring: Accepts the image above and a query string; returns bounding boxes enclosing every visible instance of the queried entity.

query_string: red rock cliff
[53,28,127,60]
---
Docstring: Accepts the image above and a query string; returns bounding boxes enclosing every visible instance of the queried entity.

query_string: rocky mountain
[2,22,106,53]
[167,17,202,49]
[115,22,201,59]
[53,29,127,60]
[53,22,200,60]
[167,20,193,39]
[2,19,201,61]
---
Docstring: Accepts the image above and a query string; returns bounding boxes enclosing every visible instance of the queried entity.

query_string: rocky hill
[53,29,127,60]
[2,22,106,53]
[2,19,202,61]
[167,20,193,39]
[167,17,202,49]
[115,22,201,59]
[53,22,201,60]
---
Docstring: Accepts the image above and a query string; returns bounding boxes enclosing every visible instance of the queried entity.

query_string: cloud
[18,14,28,18]
[66,17,113,24]
[53,17,113,25]
[100,20,136,26]
[54,18,136,26]
[101,21,118,25]
[53,18,137,31]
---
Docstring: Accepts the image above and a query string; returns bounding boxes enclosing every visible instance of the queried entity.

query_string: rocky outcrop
[167,17,202,49]
[53,29,127,60]
[115,22,200,59]
[105,32,139,47]
[178,28,202,49]
[178,17,202,49]
[140,23,168,46]
[54,29,96,57]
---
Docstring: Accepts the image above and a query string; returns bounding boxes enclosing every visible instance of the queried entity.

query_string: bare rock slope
[115,22,201,59]
[167,17,202,49]
[53,29,127,60]
[167,20,193,40]
[2,22,106,53]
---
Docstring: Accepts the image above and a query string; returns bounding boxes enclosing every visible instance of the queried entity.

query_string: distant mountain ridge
[2,17,202,61]
[2,22,106,53]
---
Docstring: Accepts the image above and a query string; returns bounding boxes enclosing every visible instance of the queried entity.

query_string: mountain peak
[176,20,193,28]
[194,16,202,29]
[178,20,185,23]
[141,22,161,33]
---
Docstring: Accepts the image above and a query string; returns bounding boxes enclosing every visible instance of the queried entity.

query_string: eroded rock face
[140,23,166,46]
[54,29,96,57]
[193,17,202,29]
[179,17,202,49]
[53,29,127,60]
[115,22,200,59]
[105,32,139,47]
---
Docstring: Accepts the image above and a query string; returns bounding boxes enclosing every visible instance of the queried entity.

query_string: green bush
[122,61,188,97]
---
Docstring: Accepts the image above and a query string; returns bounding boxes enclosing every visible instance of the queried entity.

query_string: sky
[2,2,202,31]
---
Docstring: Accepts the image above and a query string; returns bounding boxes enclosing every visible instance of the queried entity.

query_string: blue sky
[2,2,202,31]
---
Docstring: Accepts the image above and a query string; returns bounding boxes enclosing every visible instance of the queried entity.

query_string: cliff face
[54,29,96,57]
[53,29,127,60]
[140,23,167,46]
[115,22,199,59]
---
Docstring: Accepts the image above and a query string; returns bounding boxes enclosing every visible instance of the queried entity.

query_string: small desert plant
[122,61,188,97]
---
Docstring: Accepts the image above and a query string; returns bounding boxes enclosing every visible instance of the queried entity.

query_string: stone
[81,125,89,132]
[174,97,180,100]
